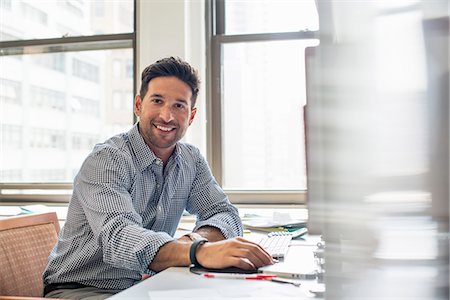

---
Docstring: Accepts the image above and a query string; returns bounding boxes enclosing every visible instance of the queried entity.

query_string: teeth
[156,125,173,132]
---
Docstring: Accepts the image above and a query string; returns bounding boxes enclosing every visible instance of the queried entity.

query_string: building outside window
[1,0,316,205]
[0,0,134,194]
[209,0,319,203]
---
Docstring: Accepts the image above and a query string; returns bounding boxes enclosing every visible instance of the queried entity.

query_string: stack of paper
[242,212,306,233]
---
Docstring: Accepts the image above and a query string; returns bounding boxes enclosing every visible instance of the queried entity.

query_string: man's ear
[134,94,142,117]
[188,107,197,126]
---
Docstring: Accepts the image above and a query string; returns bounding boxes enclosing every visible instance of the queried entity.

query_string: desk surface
[109,240,322,300]
[109,268,319,300]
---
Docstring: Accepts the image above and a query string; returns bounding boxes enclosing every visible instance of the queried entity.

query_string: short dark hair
[139,57,200,108]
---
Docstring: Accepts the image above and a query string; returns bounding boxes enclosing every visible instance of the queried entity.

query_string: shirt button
[158,206,162,213]
[156,183,160,188]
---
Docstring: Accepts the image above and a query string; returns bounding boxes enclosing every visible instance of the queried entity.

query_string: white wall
[136,0,206,155]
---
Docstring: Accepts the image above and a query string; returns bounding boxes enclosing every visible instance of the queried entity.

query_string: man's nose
[159,105,174,122]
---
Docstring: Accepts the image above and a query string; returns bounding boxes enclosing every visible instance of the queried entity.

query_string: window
[126,59,133,78]
[209,0,319,203]
[72,58,100,82]
[0,78,21,104]
[2,124,22,149]
[30,86,66,111]
[30,128,66,149]
[1,0,12,11]
[33,53,66,72]
[1,1,133,42]
[71,96,100,117]
[0,0,135,200]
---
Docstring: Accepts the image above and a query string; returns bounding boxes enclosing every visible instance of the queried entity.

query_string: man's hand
[149,236,273,272]
[196,237,273,270]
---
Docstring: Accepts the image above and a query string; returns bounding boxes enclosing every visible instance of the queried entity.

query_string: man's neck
[149,145,175,166]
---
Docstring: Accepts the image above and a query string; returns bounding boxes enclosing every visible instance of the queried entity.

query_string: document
[148,286,307,299]
[148,288,222,299]
[242,212,306,231]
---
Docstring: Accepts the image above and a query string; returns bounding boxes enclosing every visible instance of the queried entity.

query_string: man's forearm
[149,226,224,272]
[149,240,191,272]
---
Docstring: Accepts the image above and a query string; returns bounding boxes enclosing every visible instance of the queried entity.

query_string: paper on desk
[0,206,22,216]
[177,222,195,231]
[20,204,49,213]
[148,288,222,299]
[148,286,307,300]
[242,212,306,228]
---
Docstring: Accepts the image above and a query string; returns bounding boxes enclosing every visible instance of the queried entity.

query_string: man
[43,57,273,299]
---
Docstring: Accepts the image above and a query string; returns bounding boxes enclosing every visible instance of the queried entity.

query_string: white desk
[109,239,323,300]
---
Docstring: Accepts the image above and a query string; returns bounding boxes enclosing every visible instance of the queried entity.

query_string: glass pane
[0,0,134,41]
[222,40,319,190]
[225,0,319,35]
[0,48,134,182]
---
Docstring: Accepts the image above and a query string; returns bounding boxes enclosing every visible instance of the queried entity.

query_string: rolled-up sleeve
[186,151,243,238]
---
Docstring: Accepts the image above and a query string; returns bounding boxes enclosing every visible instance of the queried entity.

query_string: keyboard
[258,235,292,259]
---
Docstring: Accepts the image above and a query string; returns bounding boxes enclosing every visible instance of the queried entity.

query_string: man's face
[134,76,197,156]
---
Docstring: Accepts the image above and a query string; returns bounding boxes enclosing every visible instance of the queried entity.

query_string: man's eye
[175,103,186,109]
[151,99,162,104]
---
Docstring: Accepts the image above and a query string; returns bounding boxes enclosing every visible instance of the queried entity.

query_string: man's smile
[154,124,176,132]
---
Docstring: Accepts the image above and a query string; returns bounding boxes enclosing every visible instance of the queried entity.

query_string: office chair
[0,212,60,299]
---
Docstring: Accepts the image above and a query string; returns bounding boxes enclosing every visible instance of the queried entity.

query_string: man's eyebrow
[149,93,189,105]
[175,99,189,105]
[149,93,163,98]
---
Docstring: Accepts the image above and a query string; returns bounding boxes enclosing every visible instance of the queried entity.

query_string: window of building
[126,60,133,78]
[209,0,319,204]
[30,86,66,111]
[0,78,21,104]
[0,0,135,201]
[72,58,100,82]
[71,132,99,151]
[29,127,65,149]
[71,96,100,117]
[32,53,66,72]
[1,0,12,11]
[1,124,22,149]
[1,0,133,42]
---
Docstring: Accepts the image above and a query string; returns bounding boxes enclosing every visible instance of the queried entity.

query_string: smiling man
[42,57,273,300]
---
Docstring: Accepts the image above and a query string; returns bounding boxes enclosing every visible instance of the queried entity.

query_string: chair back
[0,212,60,297]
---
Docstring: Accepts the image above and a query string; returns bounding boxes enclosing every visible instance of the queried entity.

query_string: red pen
[202,273,276,280]
[202,273,301,287]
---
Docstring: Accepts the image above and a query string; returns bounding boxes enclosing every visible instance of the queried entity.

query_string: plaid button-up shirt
[43,123,242,290]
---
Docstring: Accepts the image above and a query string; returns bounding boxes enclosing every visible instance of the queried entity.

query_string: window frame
[206,0,318,204]
[0,1,137,203]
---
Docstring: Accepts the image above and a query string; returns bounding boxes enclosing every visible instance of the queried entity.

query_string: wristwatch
[186,233,208,267]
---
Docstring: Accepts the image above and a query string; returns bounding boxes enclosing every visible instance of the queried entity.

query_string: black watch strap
[189,238,208,267]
